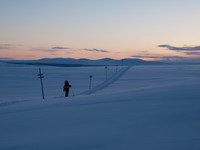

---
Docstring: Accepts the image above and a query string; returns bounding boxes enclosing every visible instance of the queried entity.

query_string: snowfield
[0,64,200,150]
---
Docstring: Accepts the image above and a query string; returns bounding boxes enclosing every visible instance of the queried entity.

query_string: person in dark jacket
[63,81,71,97]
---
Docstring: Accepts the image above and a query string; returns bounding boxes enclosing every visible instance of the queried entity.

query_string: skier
[63,81,71,97]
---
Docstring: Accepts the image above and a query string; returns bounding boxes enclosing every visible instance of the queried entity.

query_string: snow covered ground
[0,64,200,150]
[0,65,118,102]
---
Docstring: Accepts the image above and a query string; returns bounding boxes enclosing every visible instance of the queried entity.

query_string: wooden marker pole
[38,68,45,99]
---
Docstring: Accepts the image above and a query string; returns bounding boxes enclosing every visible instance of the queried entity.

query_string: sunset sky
[1,0,200,61]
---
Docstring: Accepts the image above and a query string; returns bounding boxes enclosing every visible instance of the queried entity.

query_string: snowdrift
[0,65,200,150]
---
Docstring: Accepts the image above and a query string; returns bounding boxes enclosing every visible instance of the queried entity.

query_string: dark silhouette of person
[63,81,71,97]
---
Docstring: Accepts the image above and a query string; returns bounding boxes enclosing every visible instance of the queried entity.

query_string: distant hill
[3,58,165,67]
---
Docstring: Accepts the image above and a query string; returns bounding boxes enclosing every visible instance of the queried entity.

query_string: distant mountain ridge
[2,58,165,67]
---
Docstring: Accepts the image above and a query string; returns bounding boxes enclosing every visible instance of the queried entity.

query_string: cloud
[184,52,200,55]
[40,49,57,52]
[83,49,110,53]
[32,48,56,53]
[0,44,23,50]
[0,44,14,50]
[0,57,13,60]
[0,46,9,50]
[0,44,21,46]
[33,46,71,53]
[131,55,186,60]
[51,47,70,50]
[158,45,200,51]
[162,56,186,59]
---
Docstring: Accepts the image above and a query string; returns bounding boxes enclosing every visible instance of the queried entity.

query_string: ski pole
[61,91,64,97]
[71,86,75,96]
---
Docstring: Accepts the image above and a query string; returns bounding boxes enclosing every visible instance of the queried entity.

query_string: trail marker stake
[121,59,124,66]
[116,65,118,72]
[89,75,93,89]
[38,68,45,99]
[105,66,108,80]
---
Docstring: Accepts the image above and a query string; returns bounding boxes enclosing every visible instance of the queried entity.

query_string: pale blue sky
[1,0,200,60]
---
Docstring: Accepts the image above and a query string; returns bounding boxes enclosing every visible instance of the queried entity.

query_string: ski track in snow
[0,66,131,107]
[79,65,132,95]
[0,100,28,107]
